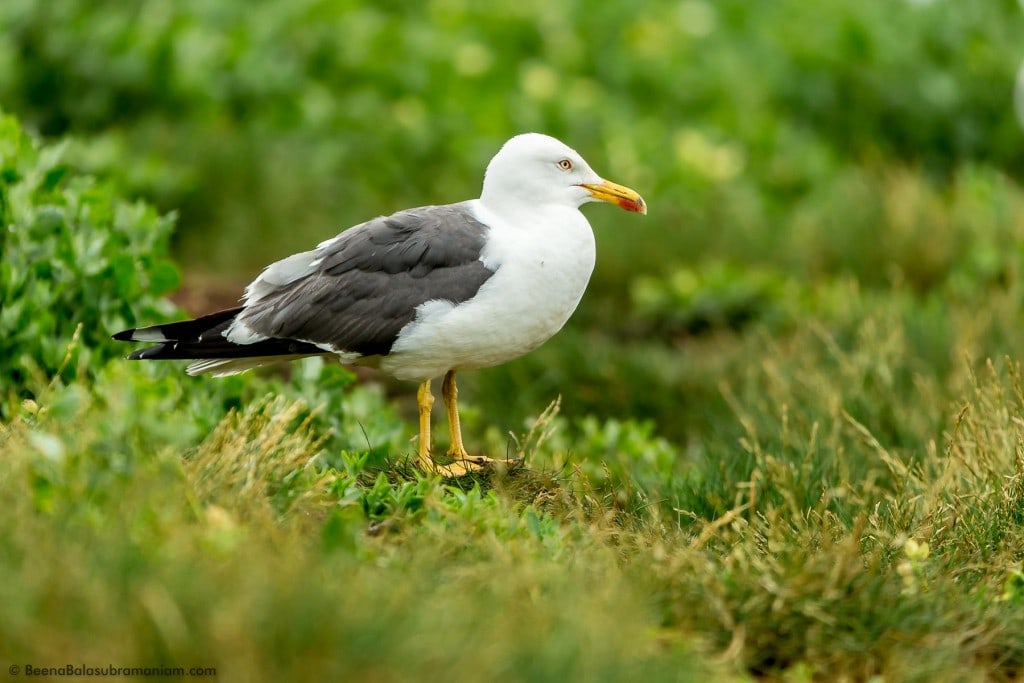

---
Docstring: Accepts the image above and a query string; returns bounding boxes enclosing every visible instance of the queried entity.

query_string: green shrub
[0,111,179,417]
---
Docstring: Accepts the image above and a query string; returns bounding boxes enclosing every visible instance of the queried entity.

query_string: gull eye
[557,158,573,171]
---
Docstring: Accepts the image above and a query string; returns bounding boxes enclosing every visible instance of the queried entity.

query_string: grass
[4,294,1024,681]
[0,383,718,682]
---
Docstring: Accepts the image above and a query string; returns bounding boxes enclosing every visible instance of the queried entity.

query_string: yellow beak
[579,180,647,215]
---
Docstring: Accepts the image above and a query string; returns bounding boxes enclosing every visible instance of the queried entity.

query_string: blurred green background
[2,0,1023,444]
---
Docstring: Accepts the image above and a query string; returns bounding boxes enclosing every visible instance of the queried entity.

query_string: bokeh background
[3,0,1023,449]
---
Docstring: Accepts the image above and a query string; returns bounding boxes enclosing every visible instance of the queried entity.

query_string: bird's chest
[428,218,596,369]
[485,229,596,333]
[384,210,596,379]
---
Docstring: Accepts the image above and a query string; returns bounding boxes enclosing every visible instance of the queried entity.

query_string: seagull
[113,133,646,475]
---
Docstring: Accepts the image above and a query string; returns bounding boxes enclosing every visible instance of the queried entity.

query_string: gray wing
[235,202,496,357]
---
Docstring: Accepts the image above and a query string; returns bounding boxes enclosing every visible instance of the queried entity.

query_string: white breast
[381,200,596,381]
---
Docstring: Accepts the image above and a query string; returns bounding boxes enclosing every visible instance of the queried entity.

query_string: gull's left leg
[441,369,494,474]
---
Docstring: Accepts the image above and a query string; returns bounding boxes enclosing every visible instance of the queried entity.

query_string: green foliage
[3,0,1024,679]
[0,0,1020,279]
[0,111,179,417]
[631,262,793,336]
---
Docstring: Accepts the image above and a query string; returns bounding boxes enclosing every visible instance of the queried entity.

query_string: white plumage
[383,198,597,381]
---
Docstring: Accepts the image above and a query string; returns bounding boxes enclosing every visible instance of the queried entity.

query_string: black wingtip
[112,328,136,341]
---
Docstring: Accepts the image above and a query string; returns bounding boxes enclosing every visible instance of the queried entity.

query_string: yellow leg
[416,379,434,471]
[442,370,470,459]
[441,370,493,474]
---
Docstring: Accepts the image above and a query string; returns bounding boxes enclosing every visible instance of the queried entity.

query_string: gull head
[481,133,646,215]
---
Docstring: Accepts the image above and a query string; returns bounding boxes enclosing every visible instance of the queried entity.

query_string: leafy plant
[0,111,179,416]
